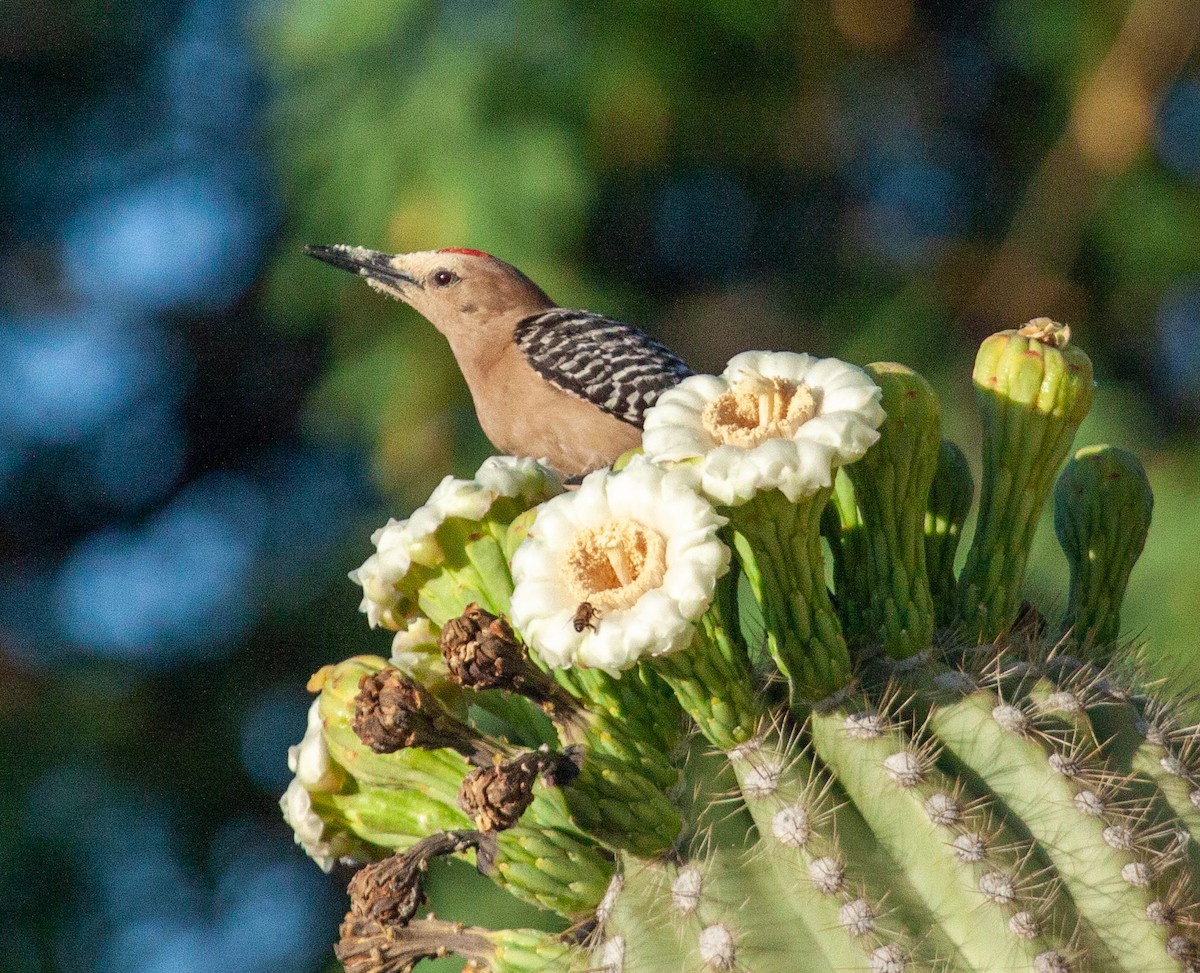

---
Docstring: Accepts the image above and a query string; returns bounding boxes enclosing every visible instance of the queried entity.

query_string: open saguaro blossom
[642,351,886,699]
[509,459,728,674]
[641,350,885,506]
[350,455,563,630]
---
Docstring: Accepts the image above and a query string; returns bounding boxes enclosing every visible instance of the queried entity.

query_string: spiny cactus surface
[281,322,1188,973]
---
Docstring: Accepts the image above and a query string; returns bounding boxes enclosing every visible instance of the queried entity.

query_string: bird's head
[304,245,555,346]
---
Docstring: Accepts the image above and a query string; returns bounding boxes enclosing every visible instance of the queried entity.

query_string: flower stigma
[564,519,668,612]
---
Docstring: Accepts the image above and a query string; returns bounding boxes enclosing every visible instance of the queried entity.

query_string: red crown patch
[438,248,492,259]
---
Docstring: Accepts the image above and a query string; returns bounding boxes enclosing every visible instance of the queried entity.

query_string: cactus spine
[279,322,1182,973]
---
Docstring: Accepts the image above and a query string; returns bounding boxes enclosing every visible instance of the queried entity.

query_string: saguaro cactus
[281,323,1184,973]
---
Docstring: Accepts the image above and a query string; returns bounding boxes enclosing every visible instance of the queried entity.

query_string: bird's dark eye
[432,269,457,287]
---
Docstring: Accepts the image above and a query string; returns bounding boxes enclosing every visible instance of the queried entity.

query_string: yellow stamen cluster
[701,376,819,448]
[565,519,667,612]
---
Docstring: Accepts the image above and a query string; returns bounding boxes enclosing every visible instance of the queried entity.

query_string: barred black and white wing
[513,309,692,427]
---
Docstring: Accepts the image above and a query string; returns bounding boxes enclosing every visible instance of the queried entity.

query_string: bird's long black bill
[304,244,418,288]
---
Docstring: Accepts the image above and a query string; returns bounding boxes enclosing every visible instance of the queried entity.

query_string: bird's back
[513,309,692,429]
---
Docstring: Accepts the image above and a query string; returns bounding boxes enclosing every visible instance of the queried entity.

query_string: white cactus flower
[350,456,562,630]
[287,699,338,791]
[642,351,885,505]
[510,460,729,674]
[279,779,358,873]
[348,518,415,629]
[389,616,442,676]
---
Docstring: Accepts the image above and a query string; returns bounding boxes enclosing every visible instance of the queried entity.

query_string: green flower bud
[823,470,871,644]
[957,319,1094,640]
[925,440,974,627]
[1054,444,1153,652]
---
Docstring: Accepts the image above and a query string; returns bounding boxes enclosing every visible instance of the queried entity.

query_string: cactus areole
[280,325,1187,973]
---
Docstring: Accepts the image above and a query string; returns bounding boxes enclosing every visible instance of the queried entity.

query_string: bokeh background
[3,0,1199,970]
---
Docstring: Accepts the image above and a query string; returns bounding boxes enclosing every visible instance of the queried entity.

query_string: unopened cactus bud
[842,363,941,658]
[925,440,974,626]
[1054,445,1153,651]
[958,319,1094,639]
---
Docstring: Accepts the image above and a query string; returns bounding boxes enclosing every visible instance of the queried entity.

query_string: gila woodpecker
[305,244,692,477]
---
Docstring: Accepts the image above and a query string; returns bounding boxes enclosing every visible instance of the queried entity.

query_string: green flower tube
[1054,444,1153,652]
[822,470,871,646]
[842,363,942,659]
[727,487,851,700]
[957,319,1094,640]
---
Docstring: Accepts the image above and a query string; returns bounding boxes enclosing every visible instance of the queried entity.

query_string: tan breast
[468,347,643,477]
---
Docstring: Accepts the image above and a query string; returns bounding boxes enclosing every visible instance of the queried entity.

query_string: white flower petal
[280,780,338,872]
[819,376,884,411]
[801,355,862,389]
[795,413,881,462]
[287,699,337,791]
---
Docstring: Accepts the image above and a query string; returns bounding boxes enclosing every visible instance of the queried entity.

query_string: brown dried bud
[336,915,494,973]
[457,750,575,832]
[353,668,491,761]
[347,831,482,927]
[441,603,528,690]
[459,760,537,832]
[347,854,426,927]
[440,604,583,728]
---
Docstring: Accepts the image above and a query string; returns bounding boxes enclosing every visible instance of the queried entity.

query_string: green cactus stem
[957,319,1094,641]
[559,748,682,856]
[550,664,680,790]
[925,439,974,626]
[809,706,1074,972]
[928,689,1181,972]
[727,487,853,702]
[1054,445,1153,652]
[841,363,942,659]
